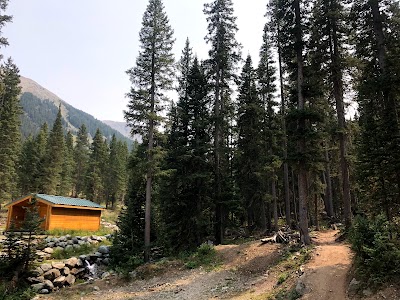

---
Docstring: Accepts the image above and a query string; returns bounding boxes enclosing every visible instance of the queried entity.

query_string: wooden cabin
[5,194,104,231]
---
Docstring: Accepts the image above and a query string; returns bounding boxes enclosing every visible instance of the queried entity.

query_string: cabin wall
[49,207,101,231]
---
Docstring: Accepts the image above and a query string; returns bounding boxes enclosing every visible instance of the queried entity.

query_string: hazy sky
[3,0,268,122]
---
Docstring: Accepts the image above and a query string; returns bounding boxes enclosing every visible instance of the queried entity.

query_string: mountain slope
[19,76,135,145]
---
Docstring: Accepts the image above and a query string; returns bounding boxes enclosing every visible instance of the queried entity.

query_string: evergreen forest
[1,0,400,293]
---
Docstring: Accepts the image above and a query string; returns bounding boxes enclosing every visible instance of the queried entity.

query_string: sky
[3,0,268,122]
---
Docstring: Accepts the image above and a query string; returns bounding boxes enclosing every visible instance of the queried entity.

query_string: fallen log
[261,230,292,244]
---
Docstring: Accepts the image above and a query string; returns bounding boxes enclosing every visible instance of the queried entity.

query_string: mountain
[102,120,142,142]
[19,76,136,146]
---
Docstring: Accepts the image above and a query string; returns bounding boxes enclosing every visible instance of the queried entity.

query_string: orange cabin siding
[5,195,103,231]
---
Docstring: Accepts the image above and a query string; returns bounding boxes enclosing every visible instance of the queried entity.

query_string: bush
[183,243,219,270]
[349,214,400,285]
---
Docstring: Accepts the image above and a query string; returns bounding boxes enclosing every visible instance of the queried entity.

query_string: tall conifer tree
[0,59,21,203]
[124,0,175,262]
[204,0,241,244]
[73,124,89,197]
[42,107,65,195]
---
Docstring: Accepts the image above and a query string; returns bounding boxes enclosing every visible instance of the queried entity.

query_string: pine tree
[258,22,280,231]
[204,0,241,244]
[0,59,21,204]
[33,123,48,193]
[110,144,146,269]
[73,124,89,197]
[42,106,65,195]
[161,55,212,253]
[352,0,400,221]
[236,55,266,232]
[59,131,75,196]
[86,128,108,203]
[18,136,35,195]
[124,0,175,262]
[107,135,128,208]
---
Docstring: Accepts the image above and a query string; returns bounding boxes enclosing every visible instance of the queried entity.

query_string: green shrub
[349,214,400,285]
[0,282,35,300]
[184,243,219,270]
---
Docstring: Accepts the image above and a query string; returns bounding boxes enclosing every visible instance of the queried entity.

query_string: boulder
[32,266,44,276]
[52,262,65,269]
[66,234,71,239]
[59,236,67,242]
[39,289,50,294]
[40,263,52,272]
[65,245,74,252]
[67,240,74,245]
[102,258,110,265]
[98,245,110,254]
[70,268,85,276]
[43,269,61,281]
[43,279,54,291]
[65,274,76,285]
[43,247,54,254]
[55,246,64,252]
[72,237,79,244]
[47,242,55,248]
[101,272,110,279]
[27,276,44,284]
[31,283,45,292]
[65,257,80,268]
[73,244,81,250]
[53,276,66,287]
[348,278,361,296]
[62,267,70,276]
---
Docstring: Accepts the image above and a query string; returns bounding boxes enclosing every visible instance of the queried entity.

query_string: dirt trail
[35,230,357,300]
[301,230,352,300]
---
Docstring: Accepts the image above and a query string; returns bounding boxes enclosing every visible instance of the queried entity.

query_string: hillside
[102,120,142,143]
[19,76,136,145]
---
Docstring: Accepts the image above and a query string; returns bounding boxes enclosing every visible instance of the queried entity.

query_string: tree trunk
[144,44,156,263]
[314,193,320,231]
[272,175,278,232]
[328,1,351,229]
[277,22,291,228]
[324,145,335,218]
[294,0,310,245]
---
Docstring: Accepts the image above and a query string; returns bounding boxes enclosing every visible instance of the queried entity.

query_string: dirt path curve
[301,230,352,300]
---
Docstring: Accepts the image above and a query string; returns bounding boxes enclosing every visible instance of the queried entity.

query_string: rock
[59,236,67,242]
[55,246,64,252]
[78,240,86,245]
[47,242,55,248]
[27,276,45,284]
[43,280,54,290]
[43,247,54,254]
[66,234,71,239]
[348,278,361,296]
[40,263,52,272]
[363,289,373,297]
[31,283,45,292]
[52,262,65,269]
[101,272,110,279]
[53,276,66,287]
[39,289,50,294]
[58,242,67,248]
[62,267,70,276]
[45,237,52,243]
[295,276,310,296]
[98,245,110,254]
[72,237,79,244]
[67,240,74,245]
[65,257,79,268]
[102,258,110,265]
[79,255,88,261]
[65,245,74,252]
[51,237,59,243]
[73,244,81,250]
[32,266,44,276]
[70,267,85,275]
[93,286,100,291]
[65,274,76,285]
[43,269,61,281]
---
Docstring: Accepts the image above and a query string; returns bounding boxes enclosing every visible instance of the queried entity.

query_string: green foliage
[183,243,219,270]
[109,145,146,270]
[0,282,35,300]
[46,226,112,237]
[277,272,289,285]
[349,215,400,285]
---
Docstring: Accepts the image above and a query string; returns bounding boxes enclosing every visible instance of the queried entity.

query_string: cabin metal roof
[5,194,104,209]
[35,194,104,209]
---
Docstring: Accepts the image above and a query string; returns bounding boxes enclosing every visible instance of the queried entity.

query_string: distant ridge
[19,76,135,145]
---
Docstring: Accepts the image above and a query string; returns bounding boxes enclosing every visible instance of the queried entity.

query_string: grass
[101,208,120,224]
[46,225,113,237]
[51,240,111,260]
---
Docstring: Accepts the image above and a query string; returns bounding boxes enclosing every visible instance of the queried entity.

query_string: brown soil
[301,230,353,300]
